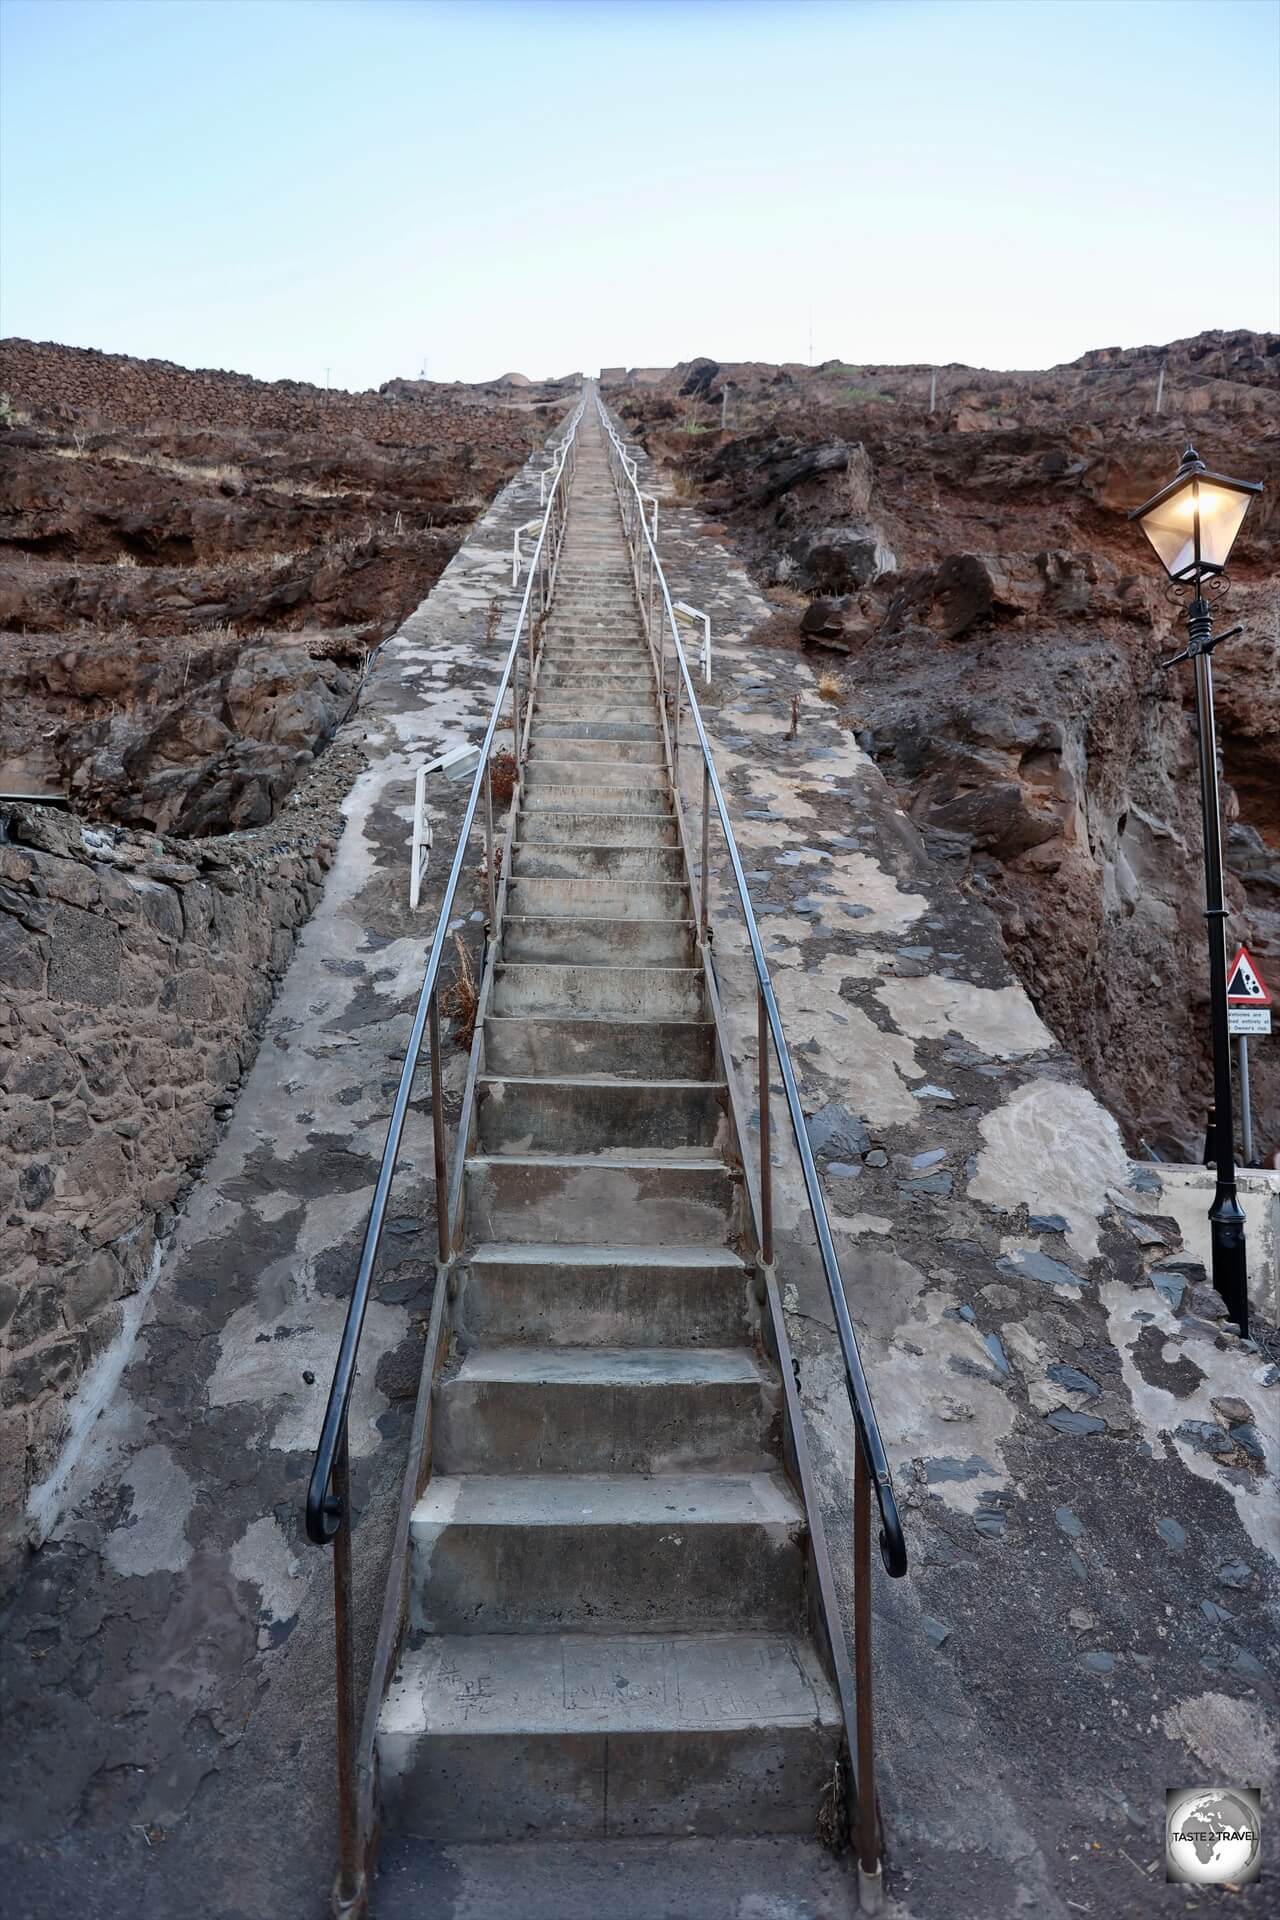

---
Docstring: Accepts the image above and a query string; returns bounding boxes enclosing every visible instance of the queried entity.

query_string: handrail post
[429,989,449,1265]
[699,762,711,939]
[757,985,773,1266]
[483,761,497,928]
[854,1445,881,1906]
[512,645,522,766]
[331,1433,362,1917]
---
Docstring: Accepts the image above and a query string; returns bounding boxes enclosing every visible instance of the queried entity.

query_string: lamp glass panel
[1195,480,1253,571]
[1138,477,1254,579]
[1137,481,1199,578]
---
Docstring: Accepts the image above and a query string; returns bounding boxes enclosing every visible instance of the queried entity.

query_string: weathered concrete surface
[1131,1161,1279,1321]
[0,418,572,1917]
[614,415,1280,1916]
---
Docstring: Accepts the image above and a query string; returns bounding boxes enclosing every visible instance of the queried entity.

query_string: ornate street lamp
[1130,444,1263,1336]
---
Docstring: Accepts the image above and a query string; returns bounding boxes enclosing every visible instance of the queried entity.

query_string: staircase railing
[597,393,908,1901]
[304,392,585,1916]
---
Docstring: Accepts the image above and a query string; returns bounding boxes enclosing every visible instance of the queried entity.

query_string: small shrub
[489,748,516,807]
[817,670,843,703]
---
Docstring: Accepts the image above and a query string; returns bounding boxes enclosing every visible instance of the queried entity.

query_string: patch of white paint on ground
[207,1292,409,1457]
[230,1514,309,1640]
[877,976,1055,1060]
[1162,1691,1279,1789]
[103,1443,196,1576]
[772,957,923,1127]
[968,1078,1130,1262]
[872,1291,1018,1511]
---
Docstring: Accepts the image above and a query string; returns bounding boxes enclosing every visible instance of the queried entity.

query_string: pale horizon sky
[2,0,1278,392]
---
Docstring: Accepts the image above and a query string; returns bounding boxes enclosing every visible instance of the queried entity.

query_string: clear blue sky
[2,0,1277,389]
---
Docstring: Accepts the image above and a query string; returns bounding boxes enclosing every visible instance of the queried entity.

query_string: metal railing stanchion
[483,763,497,927]
[699,763,711,939]
[428,992,449,1264]
[331,1430,361,1915]
[854,1448,881,1909]
[757,989,774,1267]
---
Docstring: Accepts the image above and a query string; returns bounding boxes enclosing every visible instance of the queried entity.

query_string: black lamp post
[1129,444,1263,1336]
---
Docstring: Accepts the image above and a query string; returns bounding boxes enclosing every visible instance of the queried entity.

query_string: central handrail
[596,394,906,1903]
[304,391,585,1915]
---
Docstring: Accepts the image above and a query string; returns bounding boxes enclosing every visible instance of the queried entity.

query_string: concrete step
[506,876,687,919]
[464,1153,738,1246]
[457,1243,750,1348]
[537,675,655,696]
[501,915,693,967]
[475,1074,728,1154]
[377,1630,841,1841]
[523,759,668,791]
[492,961,705,1020]
[518,809,676,847]
[534,696,659,724]
[408,1471,806,1634]
[537,651,650,671]
[511,842,685,882]
[520,786,672,818]
[521,733,660,764]
[531,720,661,745]
[433,1346,780,1474]
[484,1012,714,1080]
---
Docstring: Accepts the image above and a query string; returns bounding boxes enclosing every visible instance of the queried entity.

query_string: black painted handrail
[598,397,907,1579]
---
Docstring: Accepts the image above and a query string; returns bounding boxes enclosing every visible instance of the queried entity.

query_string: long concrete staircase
[375,409,845,1847]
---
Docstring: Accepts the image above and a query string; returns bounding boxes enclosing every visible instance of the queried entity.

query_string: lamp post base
[1209,1188,1249,1337]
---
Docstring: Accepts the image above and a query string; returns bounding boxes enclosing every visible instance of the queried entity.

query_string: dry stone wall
[0,796,339,1582]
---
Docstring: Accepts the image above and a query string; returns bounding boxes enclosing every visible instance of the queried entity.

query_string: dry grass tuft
[440,934,479,1051]
[817,670,843,703]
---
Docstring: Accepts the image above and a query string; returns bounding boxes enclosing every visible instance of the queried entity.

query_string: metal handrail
[597,393,905,1895]
[598,396,905,1575]
[304,392,585,1913]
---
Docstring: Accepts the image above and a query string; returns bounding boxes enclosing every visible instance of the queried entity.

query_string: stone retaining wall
[0,799,337,1583]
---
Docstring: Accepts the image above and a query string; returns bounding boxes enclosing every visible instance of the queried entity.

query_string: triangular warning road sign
[1227,944,1272,1007]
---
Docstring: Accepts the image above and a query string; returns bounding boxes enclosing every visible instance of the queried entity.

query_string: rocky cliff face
[614,334,1280,1160]
[0,340,562,1581]
[0,339,561,836]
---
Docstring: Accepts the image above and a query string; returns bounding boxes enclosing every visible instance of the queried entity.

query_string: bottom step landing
[377,1630,842,1842]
